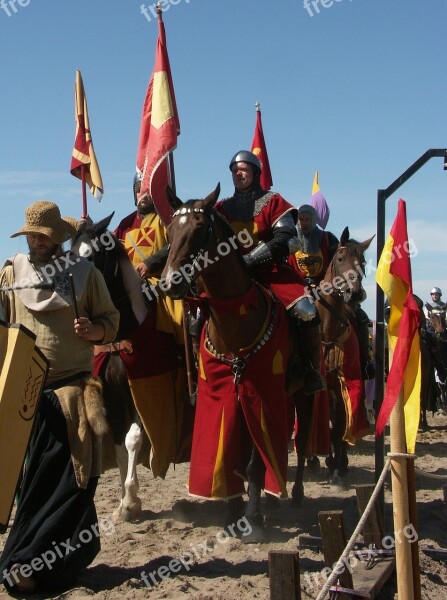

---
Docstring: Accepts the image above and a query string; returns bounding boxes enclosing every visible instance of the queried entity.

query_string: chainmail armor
[220,187,276,222]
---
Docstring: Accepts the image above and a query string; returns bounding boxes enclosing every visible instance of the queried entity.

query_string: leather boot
[300,322,327,395]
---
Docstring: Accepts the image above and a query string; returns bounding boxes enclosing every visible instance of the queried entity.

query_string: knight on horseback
[215,150,326,395]
[422,288,447,416]
[86,173,190,520]
[424,287,447,321]
[289,203,375,382]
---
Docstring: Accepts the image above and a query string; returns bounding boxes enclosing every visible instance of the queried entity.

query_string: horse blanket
[338,327,371,444]
[93,310,191,478]
[188,296,289,499]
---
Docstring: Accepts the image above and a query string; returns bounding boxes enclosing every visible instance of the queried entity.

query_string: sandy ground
[1,413,447,600]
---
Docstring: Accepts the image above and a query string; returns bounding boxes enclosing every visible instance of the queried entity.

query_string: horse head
[71,212,147,338]
[331,227,375,304]
[72,213,115,271]
[318,227,374,360]
[162,183,249,300]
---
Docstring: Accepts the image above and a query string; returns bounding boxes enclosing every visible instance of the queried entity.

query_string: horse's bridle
[170,204,216,270]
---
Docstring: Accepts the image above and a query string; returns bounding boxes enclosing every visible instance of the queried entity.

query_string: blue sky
[0,0,446,318]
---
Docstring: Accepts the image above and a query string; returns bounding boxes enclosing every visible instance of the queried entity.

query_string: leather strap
[94,339,133,355]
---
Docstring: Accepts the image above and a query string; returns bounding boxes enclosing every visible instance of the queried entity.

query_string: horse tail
[83,376,109,436]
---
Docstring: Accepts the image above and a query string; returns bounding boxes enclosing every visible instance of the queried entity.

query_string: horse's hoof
[240,524,267,544]
[291,484,304,507]
[226,497,245,526]
[307,456,321,472]
[291,495,303,508]
[264,494,280,511]
[325,456,337,472]
[118,498,142,523]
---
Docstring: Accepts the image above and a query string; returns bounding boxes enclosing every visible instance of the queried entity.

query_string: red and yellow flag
[251,104,273,191]
[375,199,421,453]
[137,15,180,226]
[70,70,104,200]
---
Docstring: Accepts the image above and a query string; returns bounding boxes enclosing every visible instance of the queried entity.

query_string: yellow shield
[0,322,48,532]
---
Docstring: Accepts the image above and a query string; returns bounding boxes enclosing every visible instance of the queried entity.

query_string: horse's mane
[72,220,147,336]
[344,238,367,262]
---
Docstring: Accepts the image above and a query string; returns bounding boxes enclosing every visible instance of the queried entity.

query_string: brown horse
[315,228,374,479]
[160,183,303,541]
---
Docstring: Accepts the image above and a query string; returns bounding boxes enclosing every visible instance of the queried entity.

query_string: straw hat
[11,201,77,245]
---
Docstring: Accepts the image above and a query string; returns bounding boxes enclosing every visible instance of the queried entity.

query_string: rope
[315,457,392,600]
[387,452,416,459]
[389,450,447,481]
[414,467,447,481]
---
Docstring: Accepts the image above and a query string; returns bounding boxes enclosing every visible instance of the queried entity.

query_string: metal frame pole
[374,148,447,524]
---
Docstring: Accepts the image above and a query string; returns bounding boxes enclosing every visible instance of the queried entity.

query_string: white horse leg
[112,443,130,522]
[120,423,143,522]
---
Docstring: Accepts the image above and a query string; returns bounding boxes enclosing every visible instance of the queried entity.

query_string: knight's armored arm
[244,212,297,268]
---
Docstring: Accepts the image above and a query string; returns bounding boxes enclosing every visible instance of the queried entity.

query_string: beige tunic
[0,253,120,487]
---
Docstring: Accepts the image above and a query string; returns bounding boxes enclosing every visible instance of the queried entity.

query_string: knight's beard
[138,204,155,216]
[28,243,60,263]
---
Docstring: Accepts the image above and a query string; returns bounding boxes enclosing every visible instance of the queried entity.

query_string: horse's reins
[318,246,364,370]
[171,203,277,387]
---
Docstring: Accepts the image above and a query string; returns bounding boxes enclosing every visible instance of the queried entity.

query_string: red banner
[136,17,180,226]
[251,107,273,191]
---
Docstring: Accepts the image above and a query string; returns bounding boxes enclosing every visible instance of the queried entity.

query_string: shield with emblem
[0,321,48,532]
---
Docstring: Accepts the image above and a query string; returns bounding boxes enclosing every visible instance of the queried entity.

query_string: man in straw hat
[0,201,119,594]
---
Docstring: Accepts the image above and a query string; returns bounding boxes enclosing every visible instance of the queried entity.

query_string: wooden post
[356,484,384,549]
[268,550,301,600]
[389,391,414,600]
[318,510,352,598]
[407,459,421,600]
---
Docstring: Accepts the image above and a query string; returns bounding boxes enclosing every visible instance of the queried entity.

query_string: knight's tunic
[114,209,184,343]
[216,191,308,309]
[290,232,332,283]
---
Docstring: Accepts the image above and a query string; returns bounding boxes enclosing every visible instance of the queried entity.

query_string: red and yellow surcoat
[216,193,308,309]
[114,210,167,267]
[288,232,332,282]
[114,210,183,344]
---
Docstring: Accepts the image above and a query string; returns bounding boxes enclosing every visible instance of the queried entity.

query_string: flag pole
[156,2,176,196]
[81,164,88,219]
[388,385,415,600]
[155,0,195,402]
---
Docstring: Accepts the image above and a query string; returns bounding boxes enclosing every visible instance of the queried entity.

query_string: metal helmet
[229,150,262,172]
[431,287,442,296]
[133,171,142,205]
